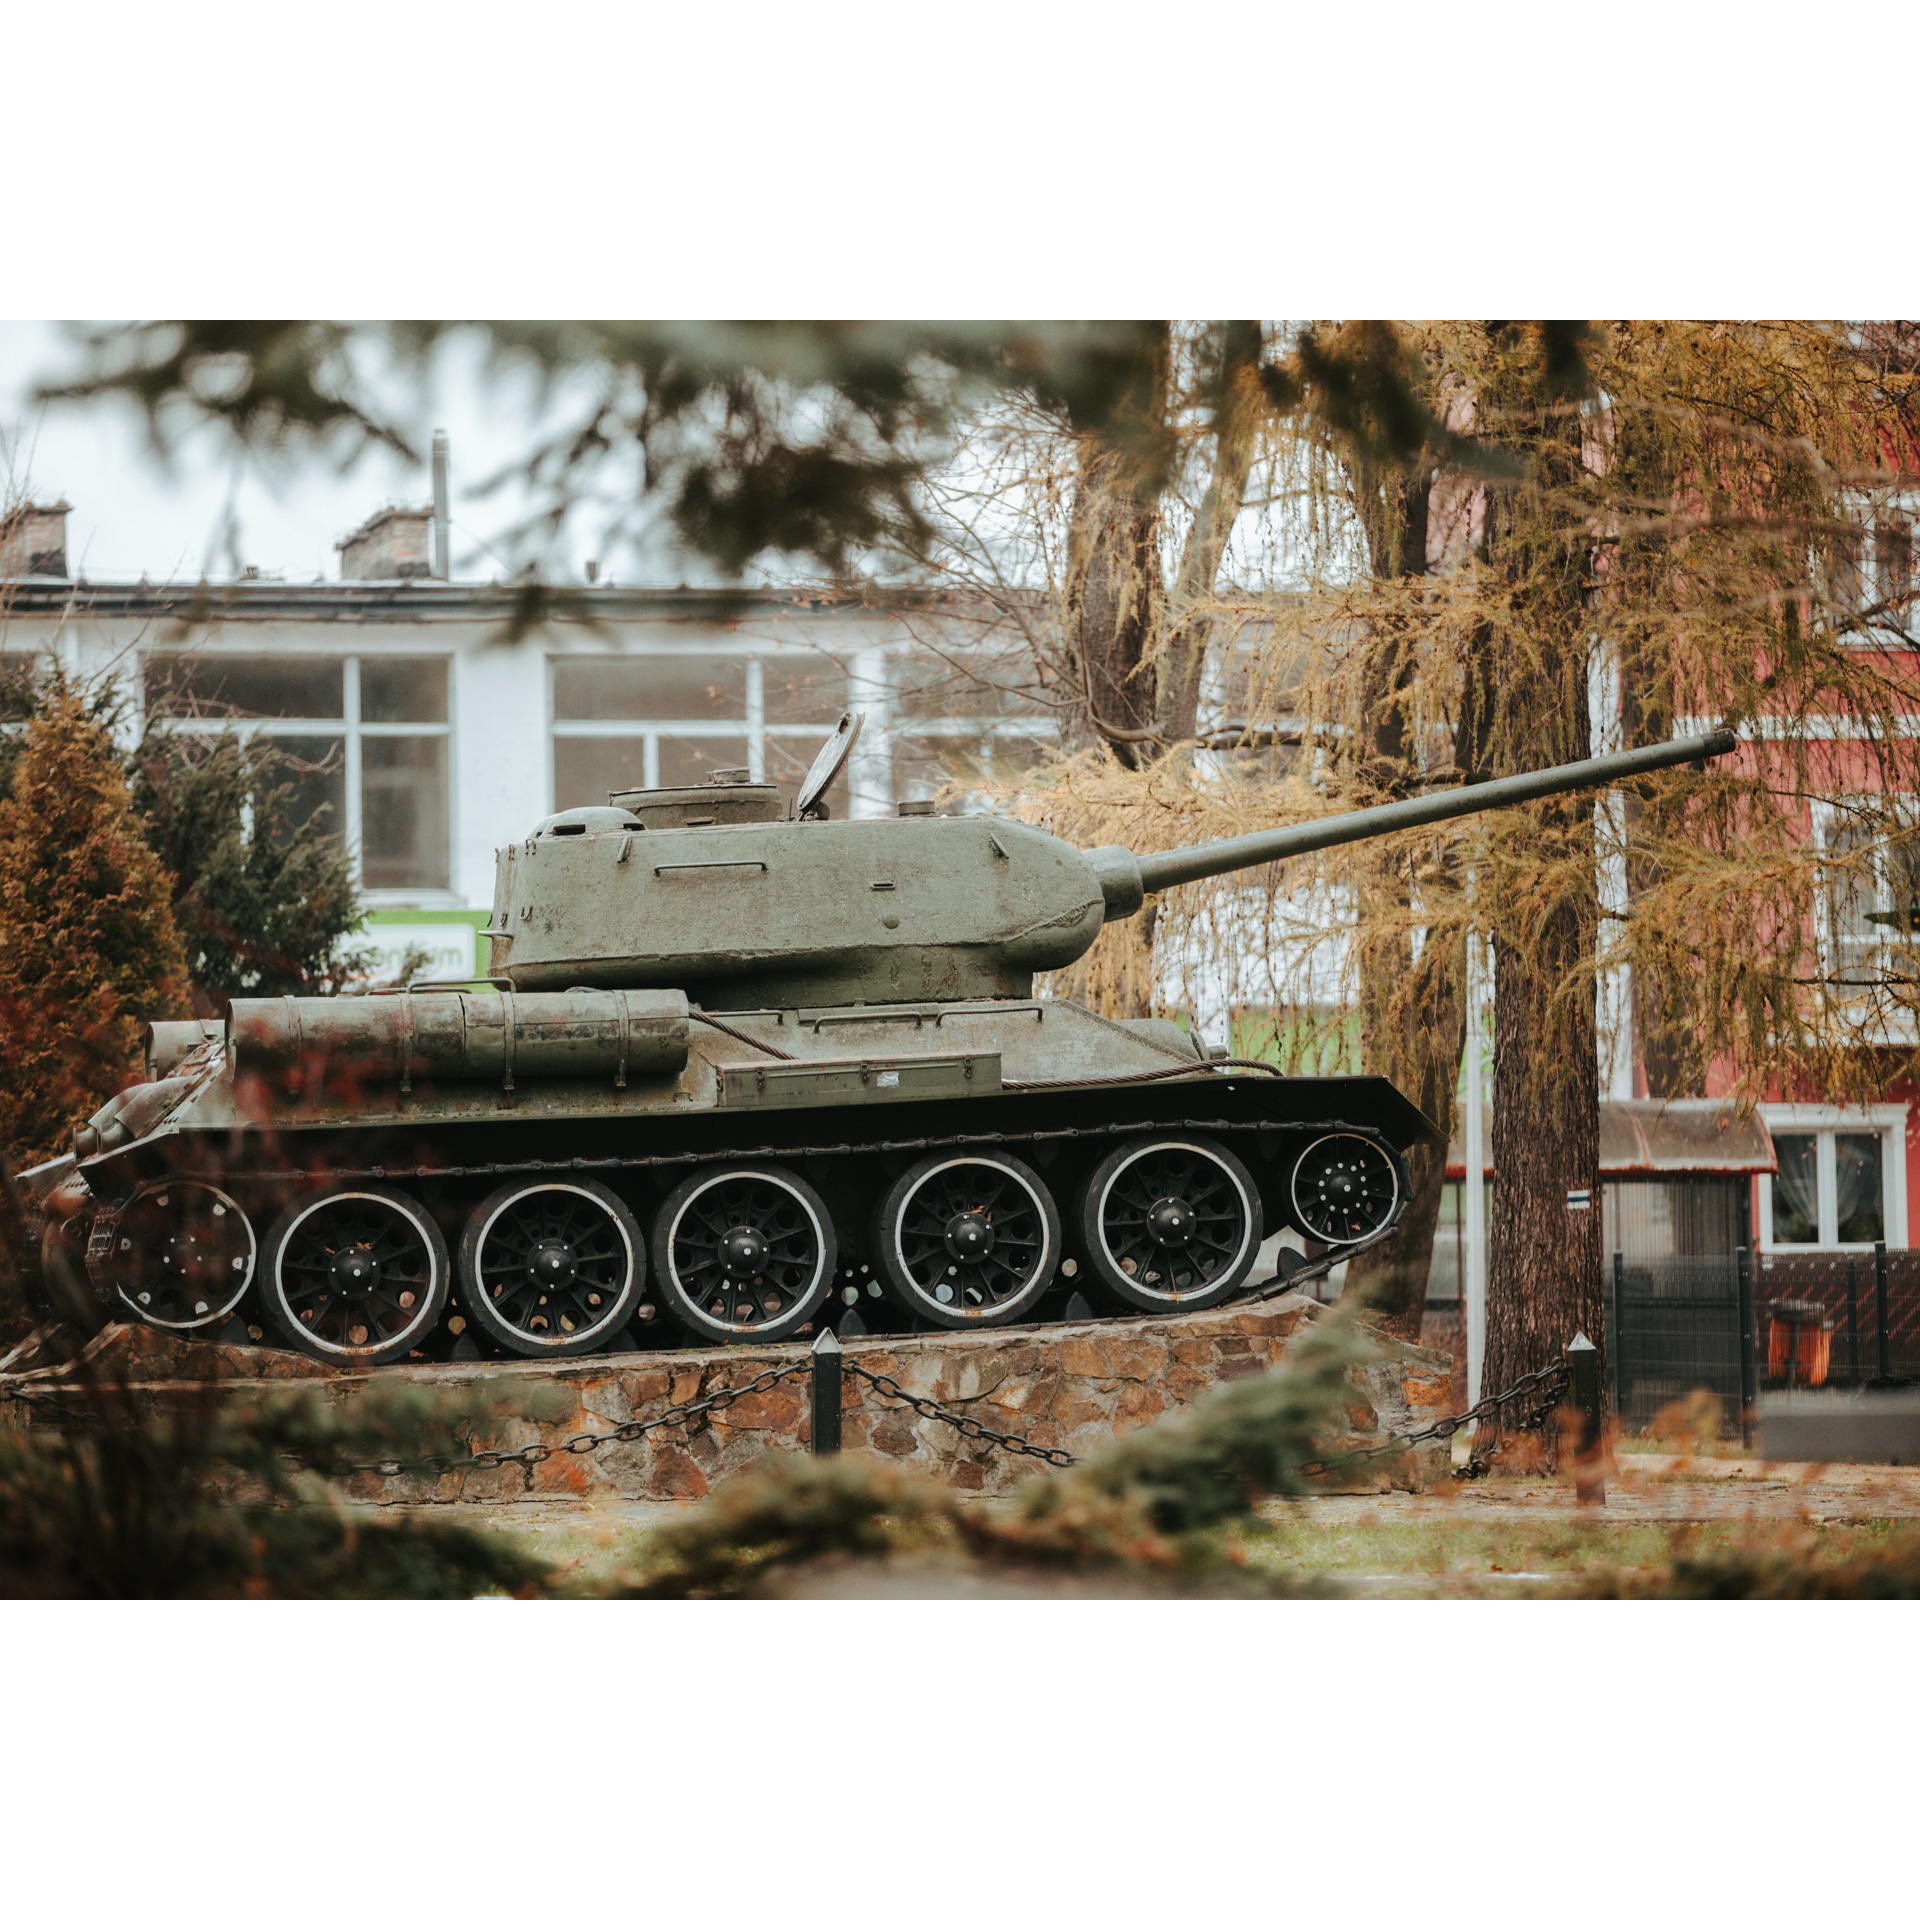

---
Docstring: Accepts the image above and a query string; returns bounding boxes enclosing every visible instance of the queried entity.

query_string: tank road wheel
[89,1179,257,1332]
[457,1176,644,1357]
[874,1149,1061,1330]
[1289,1132,1400,1246]
[651,1165,836,1345]
[260,1185,450,1366]
[42,1217,110,1334]
[1075,1135,1263,1315]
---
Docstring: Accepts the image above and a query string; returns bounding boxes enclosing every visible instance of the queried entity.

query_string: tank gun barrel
[1115,728,1738,902]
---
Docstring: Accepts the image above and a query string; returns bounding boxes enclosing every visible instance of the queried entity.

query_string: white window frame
[549,653,834,799]
[1758,1102,1908,1250]
[1829,485,1917,645]
[0,650,47,739]
[144,650,458,907]
[1810,794,1919,986]
[547,644,1058,821]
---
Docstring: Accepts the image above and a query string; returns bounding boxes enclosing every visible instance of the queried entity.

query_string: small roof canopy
[1444,1098,1777,1179]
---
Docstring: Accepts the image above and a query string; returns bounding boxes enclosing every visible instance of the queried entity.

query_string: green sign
[358,908,494,987]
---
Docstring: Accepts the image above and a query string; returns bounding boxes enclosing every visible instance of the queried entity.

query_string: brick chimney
[336,506,433,581]
[0,500,71,578]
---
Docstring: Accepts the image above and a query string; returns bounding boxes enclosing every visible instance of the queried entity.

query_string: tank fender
[71,1076,199,1160]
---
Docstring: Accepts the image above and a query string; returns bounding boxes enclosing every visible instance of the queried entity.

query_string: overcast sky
[0,322,677,588]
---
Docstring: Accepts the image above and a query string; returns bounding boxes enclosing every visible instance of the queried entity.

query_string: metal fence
[1606,1244,1920,1431]
[1753,1248,1920,1385]
[1607,1255,1748,1429]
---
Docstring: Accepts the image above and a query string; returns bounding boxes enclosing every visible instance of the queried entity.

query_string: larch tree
[1224,321,1920,1448]
[1436,321,1920,1451]
[944,319,1920,1455]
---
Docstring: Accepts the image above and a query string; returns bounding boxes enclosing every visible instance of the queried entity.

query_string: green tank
[18,717,1735,1366]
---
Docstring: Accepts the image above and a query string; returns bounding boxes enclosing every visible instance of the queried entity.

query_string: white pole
[1464,927,1487,1407]
[431,429,451,581]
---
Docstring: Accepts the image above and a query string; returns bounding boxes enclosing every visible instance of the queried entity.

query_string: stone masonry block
[59,1286,1463,1508]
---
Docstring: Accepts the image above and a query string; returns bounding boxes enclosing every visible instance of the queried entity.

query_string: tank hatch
[610,766,784,830]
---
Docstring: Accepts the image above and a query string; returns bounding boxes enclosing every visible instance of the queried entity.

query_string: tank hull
[36,994,1429,1365]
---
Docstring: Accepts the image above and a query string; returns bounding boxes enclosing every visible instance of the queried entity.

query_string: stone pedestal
[5,1293,1456,1503]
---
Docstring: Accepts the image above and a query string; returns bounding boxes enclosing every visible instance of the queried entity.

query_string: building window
[144,652,452,895]
[1815,800,1920,985]
[550,643,1059,818]
[1758,1105,1909,1250]
[1876,509,1914,635]
[1830,494,1916,641]
[883,639,1054,810]
[1,650,46,729]
[551,652,852,814]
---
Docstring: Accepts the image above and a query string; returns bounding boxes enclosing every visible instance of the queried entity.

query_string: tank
[16,717,1737,1366]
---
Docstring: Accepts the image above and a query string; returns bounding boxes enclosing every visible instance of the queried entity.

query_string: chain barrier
[1305,1354,1572,1478]
[843,1359,1078,1467]
[3,1344,1571,1489]
[328,1358,812,1480]
[0,1376,64,1416]
[0,1356,816,1477]
[0,1372,111,1428]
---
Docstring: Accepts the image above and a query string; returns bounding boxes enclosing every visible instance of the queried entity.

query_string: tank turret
[489,724,1740,1008]
[18,716,1737,1367]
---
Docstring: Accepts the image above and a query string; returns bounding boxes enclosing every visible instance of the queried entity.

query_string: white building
[1,498,1052,983]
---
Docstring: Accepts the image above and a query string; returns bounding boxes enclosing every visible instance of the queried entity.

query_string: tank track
[76,1112,1408,1366]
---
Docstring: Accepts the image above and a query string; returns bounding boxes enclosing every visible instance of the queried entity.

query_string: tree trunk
[1071,454,1161,765]
[1485,892,1603,1462]
[1342,468,1467,1343]
[1065,323,1256,1025]
[1472,332,1605,1463]
[1619,649,1695,1096]
[1346,949,1464,1342]
[1156,321,1263,745]
[1065,325,1171,770]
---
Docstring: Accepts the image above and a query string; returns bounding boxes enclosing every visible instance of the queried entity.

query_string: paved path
[1286,1453,1920,1527]
[436,1451,1920,1534]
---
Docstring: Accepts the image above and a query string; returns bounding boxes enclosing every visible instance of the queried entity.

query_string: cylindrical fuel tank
[228,988,690,1086]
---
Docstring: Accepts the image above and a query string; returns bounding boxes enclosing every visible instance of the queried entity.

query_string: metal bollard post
[1736,1245,1756,1449]
[1609,1250,1625,1419]
[1875,1239,1892,1386]
[1846,1255,1861,1389]
[1567,1332,1605,1507]
[811,1326,842,1456]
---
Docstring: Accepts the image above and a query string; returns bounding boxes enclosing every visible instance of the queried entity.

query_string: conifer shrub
[0,1363,553,1599]
[128,721,365,1001]
[0,683,188,1168]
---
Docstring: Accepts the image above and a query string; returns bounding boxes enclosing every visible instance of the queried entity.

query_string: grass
[1225,1506,1920,1595]
[451,1486,1920,1598]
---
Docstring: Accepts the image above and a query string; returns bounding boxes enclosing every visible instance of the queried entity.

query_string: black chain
[844,1359,1077,1467]
[3,1345,1571,1495]
[326,1359,811,1480]
[1305,1355,1571,1475]
[0,1377,64,1416]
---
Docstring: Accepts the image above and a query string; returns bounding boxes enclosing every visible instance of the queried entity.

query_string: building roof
[1444,1098,1777,1177]
[0,578,975,626]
